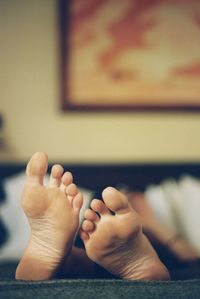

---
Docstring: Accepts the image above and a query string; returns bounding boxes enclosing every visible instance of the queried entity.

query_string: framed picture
[59,0,200,111]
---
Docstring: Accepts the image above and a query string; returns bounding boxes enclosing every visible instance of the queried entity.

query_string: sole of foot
[15,152,83,280]
[80,187,169,281]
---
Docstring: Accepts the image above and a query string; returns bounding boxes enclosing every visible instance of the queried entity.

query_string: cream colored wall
[1,0,200,164]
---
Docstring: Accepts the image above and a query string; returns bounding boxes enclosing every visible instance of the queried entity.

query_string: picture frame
[59,0,200,112]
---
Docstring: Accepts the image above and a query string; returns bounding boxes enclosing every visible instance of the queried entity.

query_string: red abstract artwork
[60,0,200,111]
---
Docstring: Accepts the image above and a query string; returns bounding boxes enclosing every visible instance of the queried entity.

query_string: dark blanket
[1,262,200,299]
[1,277,200,299]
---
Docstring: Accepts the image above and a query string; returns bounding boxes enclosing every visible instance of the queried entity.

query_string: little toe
[82,220,95,232]
[49,164,64,187]
[84,209,100,222]
[102,187,130,214]
[72,192,83,213]
[26,152,48,185]
[80,229,89,241]
[90,199,111,216]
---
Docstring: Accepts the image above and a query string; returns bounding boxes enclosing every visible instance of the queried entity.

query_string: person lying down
[15,152,169,281]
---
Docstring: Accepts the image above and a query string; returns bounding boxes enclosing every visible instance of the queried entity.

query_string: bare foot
[80,187,169,280]
[15,152,83,280]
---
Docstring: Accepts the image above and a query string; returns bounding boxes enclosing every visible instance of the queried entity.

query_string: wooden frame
[59,0,200,112]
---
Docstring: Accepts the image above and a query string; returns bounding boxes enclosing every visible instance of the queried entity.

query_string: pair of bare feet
[15,152,169,281]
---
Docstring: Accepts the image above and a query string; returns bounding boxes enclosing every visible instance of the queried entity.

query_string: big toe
[26,152,48,184]
[102,187,130,214]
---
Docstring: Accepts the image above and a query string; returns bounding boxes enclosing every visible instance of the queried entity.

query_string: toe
[84,209,100,222]
[90,199,111,216]
[66,183,78,197]
[65,183,78,205]
[49,164,64,187]
[82,220,95,232]
[72,192,83,213]
[60,172,73,191]
[80,229,89,241]
[26,152,48,184]
[102,187,130,214]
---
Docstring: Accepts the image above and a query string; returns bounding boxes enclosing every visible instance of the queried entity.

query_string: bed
[1,162,200,299]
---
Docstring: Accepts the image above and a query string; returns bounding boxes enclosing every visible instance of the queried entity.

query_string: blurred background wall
[1,0,200,164]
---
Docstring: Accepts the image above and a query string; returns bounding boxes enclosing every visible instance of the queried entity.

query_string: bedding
[1,162,200,298]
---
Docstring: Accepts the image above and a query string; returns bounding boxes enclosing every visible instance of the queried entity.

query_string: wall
[1,0,200,164]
